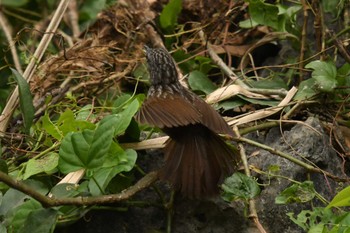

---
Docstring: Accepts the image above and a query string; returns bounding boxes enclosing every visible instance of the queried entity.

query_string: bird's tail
[160,129,238,198]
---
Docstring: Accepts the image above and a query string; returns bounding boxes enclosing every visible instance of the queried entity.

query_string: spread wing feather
[191,95,234,136]
[135,96,201,128]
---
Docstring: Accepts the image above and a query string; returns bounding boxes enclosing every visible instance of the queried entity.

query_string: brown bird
[136,46,239,198]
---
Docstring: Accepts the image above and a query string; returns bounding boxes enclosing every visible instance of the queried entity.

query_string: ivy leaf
[58,116,115,173]
[221,173,260,202]
[23,153,59,179]
[89,145,137,196]
[159,0,182,32]
[247,0,285,31]
[215,99,246,111]
[56,109,95,136]
[41,114,62,140]
[0,189,27,216]
[10,68,35,134]
[287,208,334,231]
[247,78,288,90]
[112,94,132,114]
[275,181,316,204]
[294,78,317,100]
[10,199,43,233]
[238,95,279,107]
[188,71,216,95]
[18,208,58,233]
[305,60,337,92]
[113,99,139,136]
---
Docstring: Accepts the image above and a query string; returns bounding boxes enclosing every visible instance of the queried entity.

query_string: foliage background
[0,0,350,232]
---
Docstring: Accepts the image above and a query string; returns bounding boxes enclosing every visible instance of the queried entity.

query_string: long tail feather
[160,125,238,198]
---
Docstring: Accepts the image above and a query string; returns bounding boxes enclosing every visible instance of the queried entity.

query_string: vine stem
[0,170,158,207]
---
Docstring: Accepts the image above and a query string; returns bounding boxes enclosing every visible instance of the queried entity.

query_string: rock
[247,117,344,233]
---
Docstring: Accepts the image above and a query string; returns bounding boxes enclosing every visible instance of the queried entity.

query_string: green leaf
[23,153,59,179]
[333,212,350,232]
[113,99,140,136]
[294,78,317,100]
[10,68,35,134]
[9,199,42,233]
[41,114,62,140]
[0,180,47,214]
[238,95,279,107]
[23,179,49,195]
[267,165,280,174]
[89,145,137,196]
[322,0,344,18]
[215,99,245,111]
[173,50,196,74]
[247,78,288,90]
[112,94,132,114]
[159,0,182,32]
[57,109,95,135]
[76,104,95,121]
[102,141,129,168]
[275,181,316,204]
[287,208,334,232]
[188,71,216,95]
[305,60,338,92]
[336,63,350,94]
[327,186,350,208]
[41,110,95,140]
[58,115,116,173]
[308,224,326,233]
[239,18,259,28]
[18,208,58,233]
[194,56,215,74]
[221,173,260,202]
[247,0,285,31]
[0,189,27,216]
[57,110,76,134]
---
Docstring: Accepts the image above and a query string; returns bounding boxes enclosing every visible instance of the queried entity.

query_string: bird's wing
[135,95,201,128]
[191,96,234,136]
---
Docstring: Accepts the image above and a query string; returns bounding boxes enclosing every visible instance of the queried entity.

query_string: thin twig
[233,127,267,233]
[67,0,80,38]
[0,170,158,207]
[299,0,309,84]
[0,10,23,73]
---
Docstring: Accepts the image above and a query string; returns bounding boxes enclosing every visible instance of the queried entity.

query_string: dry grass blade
[206,84,268,104]
[122,136,168,150]
[228,86,298,126]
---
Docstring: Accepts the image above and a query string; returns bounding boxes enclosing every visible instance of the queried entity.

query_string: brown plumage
[135,46,239,198]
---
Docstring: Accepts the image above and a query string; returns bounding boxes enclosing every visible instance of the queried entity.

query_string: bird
[135,46,239,198]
